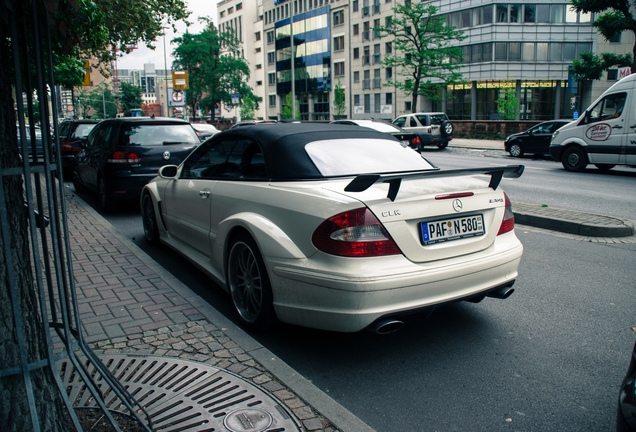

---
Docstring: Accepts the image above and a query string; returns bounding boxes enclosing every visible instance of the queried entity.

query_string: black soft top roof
[213,123,398,179]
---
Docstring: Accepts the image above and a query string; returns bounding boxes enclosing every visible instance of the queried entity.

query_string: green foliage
[281,93,300,119]
[496,87,520,120]
[118,82,143,116]
[172,20,257,118]
[84,85,118,119]
[375,2,466,112]
[569,0,635,79]
[240,96,256,120]
[332,80,347,119]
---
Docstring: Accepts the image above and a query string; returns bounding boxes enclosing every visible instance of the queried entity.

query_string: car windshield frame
[305,138,435,177]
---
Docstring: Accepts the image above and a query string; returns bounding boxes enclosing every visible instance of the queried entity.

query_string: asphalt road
[70,148,636,431]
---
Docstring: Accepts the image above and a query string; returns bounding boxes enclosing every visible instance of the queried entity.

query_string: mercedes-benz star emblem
[162,151,171,160]
[452,199,463,212]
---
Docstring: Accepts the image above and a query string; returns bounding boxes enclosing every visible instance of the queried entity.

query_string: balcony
[362,6,369,16]
[373,78,382,89]
[362,31,370,41]
[363,79,371,90]
[373,4,380,14]
[362,55,370,66]
[373,54,381,64]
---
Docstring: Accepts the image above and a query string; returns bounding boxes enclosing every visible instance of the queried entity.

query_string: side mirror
[159,165,178,179]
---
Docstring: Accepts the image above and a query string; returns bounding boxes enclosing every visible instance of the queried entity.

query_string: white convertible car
[141,123,524,333]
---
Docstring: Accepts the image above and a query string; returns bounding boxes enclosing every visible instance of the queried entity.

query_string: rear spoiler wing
[345,165,524,202]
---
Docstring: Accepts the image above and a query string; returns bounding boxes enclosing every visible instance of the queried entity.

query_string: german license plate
[421,214,485,245]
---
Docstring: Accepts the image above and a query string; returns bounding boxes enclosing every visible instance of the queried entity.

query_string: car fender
[140,181,168,232]
[217,212,308,261]
[549,137,588,161]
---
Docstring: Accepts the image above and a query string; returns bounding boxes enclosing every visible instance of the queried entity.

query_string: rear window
[72,124,96,139]
[305,139,435,177]
[120,124,200,146]
[429,114,448,125]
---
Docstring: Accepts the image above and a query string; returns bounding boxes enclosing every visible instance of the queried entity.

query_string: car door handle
[613,125,623,129]
[199,190,211,198]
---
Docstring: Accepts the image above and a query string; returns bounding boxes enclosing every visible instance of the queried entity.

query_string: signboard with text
[172,70,189,90]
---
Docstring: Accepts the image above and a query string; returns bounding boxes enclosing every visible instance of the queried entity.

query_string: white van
[549,73,635,172]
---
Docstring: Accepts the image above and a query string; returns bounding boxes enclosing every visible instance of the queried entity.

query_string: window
[524,5,535,23]
[353,24,359,35]
[495,43,507,61]
[236,3,242,10]
[333,10,344,26]
[588,92,627,122]
[522,43,535,61]
[404,101,412,112]
[374,93,381,113]
[353,0,358,12]
[385,93,392,105]
[267,31,275,44]
[256,64,262,69]
[509,42,521,61]
[364,94,371,113]
[255,31,261,41]
[385,67,392,80]
[354,71,360,83]
[536,5,550,23]
[334,36,345,51]
[609,33,622,43]
[353,47,360,59]
[256,80,262,86]
[269,95,276,106]
[228,7,234,14]
[268,52,275,64]
[334,61,345,76]
[268,72,276,85]
[255,47,261,53]
[607,69,618,81]
[386,41,392,54]
[354,94,360,106]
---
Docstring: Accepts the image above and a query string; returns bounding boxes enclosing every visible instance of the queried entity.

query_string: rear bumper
[105,172,157,201]
[268,234,523,332]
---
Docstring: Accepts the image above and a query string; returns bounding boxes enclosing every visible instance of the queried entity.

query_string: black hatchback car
[504,120,570,157]
[73,117,200,212]
[55,119,98,175]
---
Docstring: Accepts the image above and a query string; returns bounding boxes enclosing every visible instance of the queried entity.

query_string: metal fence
[0,1,150,430]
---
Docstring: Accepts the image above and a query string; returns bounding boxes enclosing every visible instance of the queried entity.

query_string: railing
[363,79,371,90]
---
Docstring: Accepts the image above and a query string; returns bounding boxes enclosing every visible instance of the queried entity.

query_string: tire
[227,233,275,331]
[440,120,454,137]
[98,175,118,213]
[141,193,161,246]
[508,142,524,158]
[594,164,615,172]
[561,146,588,172]
[72,168,88,193]
[436,141,448,149]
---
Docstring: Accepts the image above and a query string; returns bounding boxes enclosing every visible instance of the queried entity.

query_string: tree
[0,1,189,430]
[240,96,256,120]
[118,82,143,116]
[84,84,118,119]
[569,0,634,80]
[496,87,520,120]
[281,93,300,119]
[172,20,257,119]
[375,2,466,113]
[332,80,347,119]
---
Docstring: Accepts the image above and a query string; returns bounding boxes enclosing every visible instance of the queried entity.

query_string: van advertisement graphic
[585,123,612,141]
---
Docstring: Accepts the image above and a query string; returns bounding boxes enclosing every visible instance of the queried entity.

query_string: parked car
[618,339,636,432]
[230,119,278,129]
[140,123,524,333]
[55,119,98,175]
[191,123,220,141]
[73,117,200,213]
[392,112,454,149]
[330,119,422,151]
[504,120,570,158]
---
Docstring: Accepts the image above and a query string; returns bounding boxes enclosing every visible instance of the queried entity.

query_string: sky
[116,0,217,70]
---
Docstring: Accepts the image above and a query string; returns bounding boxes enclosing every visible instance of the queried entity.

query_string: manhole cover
[57,354,300,431]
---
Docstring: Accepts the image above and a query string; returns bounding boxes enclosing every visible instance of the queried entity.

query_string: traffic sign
[172,70,189,90]
[81,60,91,86]
[67,105,74,112]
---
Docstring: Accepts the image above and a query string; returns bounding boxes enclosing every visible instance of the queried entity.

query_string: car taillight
[108,151,141,163]
[411,136,421,145]
[312,208,401,257]
[497,193,514,235]
[61,140,81,153]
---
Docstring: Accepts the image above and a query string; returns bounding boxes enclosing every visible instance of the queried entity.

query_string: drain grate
[57,354,300,432]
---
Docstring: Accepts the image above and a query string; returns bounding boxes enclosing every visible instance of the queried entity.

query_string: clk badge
[452,199,463,212]
[162,151,171,160]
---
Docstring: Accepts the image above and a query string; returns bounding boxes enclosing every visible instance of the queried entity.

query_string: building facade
[220,0,633,123]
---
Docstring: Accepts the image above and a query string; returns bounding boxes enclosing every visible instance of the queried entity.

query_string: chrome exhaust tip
[487,285,515,300]
[367,319,404,334]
